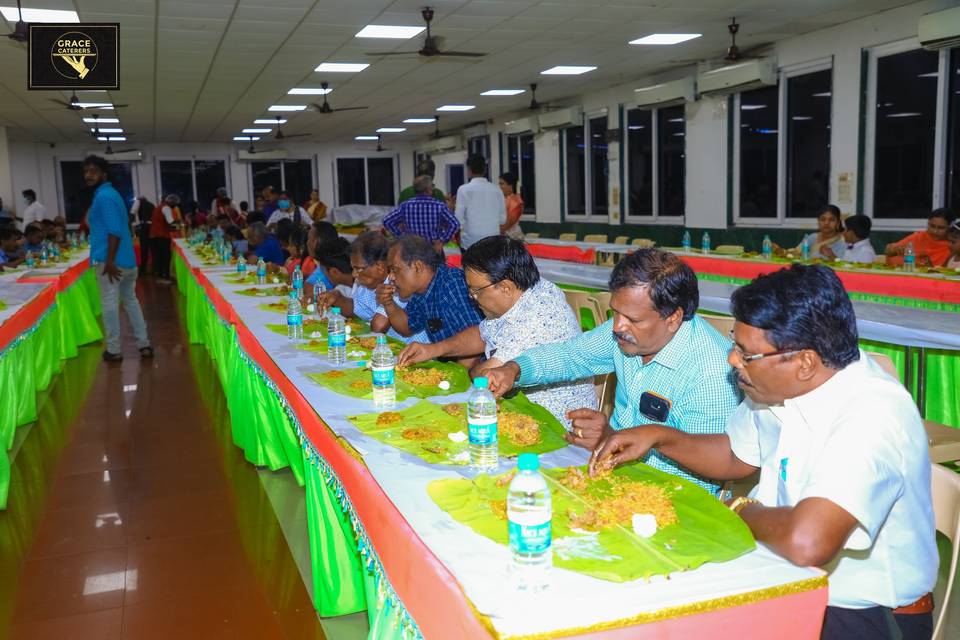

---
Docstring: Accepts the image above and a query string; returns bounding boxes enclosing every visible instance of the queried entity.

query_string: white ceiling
[0,0,914,145]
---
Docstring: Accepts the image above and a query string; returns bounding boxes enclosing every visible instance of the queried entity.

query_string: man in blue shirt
[84,155,152,361]
[485,249,741,494]
[245,222,285,266]
[382,175,459,251]
[377,235,483,347]
[23,223,45,256]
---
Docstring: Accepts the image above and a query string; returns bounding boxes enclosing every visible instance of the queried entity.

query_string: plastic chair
[558,233,577,242]
[699,312,735,337]
[931,463,960,640]
[595,372,617,419]
[614,236,629,245]
[583,234,608,243]
[589,291,612,323]
[525,232,540,239]
[631,238,656,248]
[563,289,602,331]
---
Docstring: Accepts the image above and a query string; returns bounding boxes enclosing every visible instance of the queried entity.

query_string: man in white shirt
[20,189,48,230]
[822,214,877,264]
[590,264,937,640]
[455,155,506,249]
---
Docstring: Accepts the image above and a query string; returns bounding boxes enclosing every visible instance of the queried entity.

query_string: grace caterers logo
[28,24,119,90]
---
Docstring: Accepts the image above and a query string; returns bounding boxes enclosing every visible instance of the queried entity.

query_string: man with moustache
[589,264,936,640]
[484,249,740,493]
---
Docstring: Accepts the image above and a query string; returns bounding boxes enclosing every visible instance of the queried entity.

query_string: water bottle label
[329,332,346,348]
[287,314,302,326]
[293,281,303,291]
[509,519,551,554]
[905,256,915,264]
[468,417,497,446]
[372,366,395,386]
[257,268,266,277]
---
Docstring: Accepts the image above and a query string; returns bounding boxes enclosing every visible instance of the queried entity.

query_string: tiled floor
[0,280,327,639]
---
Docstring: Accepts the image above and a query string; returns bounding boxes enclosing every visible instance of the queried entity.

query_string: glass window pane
[447,164,466,195]
[507,135,520,179]
[59,161,90,224]
[626,108,653,216]
[945,49,960,212]
[657,106,685,216]
[159,160,194,207]
[468,136,489,164]
[251,162,282,207]
[786,70,832,217]
[282,159,314,207]
[367,158,395,206]
[194,160,226,213]
[590,116,609,216]
[336,158,367,205]
[565,127,586,215]
[520,134,536,214]
[108,163,136,211]
[873,48,939,219]
[739,85,779,218]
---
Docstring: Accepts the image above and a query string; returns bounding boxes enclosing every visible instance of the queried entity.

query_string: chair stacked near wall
[583,234,609,243]
[525,232,540,239]
[614,236,629,245]
[558,233,577,241]
[631,238,656,248]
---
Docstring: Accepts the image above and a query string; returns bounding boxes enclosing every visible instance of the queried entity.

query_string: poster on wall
[28,23,119,90]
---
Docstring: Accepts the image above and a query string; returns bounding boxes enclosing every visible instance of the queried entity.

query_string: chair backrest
[594,372,617,419]
[631,238,656,248]
[525,232,540,239]
[558,232,577,241]
[866,351,901,383]
[614,235,629,245]
[583,234,608,243]
[563,289,602,331]
[931,463,960,640]
[699,312,735,337]
[589,291,612,322]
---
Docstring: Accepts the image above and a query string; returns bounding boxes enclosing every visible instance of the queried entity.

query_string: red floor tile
[13,548,128,621]
[8,607,123,640]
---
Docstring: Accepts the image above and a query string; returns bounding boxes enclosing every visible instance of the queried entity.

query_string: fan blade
[435,51,486,57]
[364,51,419,56]
[331,106,369,112]
[48,99,74,107]
[112,148,138,154]
[279,133,310,139]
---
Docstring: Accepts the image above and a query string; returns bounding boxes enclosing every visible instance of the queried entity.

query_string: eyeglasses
[728,330,801,363]
[468,281,499,299]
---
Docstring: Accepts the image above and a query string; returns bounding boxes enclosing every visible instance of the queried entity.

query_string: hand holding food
[397,342,436,368]
[565,408,612,450]
[376,282,397,308]
[484,362,520,398]
[589,427,660,478]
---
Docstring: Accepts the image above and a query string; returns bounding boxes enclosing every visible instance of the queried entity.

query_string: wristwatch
[728,496,760,515]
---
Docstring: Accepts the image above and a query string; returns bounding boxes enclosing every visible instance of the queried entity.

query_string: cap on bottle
[376,334,387,344]
[473,376,488,389]
[517,453,539,471]
[289,290,298,298]
[331,307,341,314]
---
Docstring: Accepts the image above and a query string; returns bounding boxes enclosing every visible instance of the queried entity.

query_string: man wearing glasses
[590,264,937,640]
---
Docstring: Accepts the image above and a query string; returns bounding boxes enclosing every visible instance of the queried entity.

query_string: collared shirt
[397,185,445,204]
[88,182,136,268]
[253,235,285,265]
[839,238,876,264]
[725,351,937,609]
[383,195,460,243]
[0,248,9,264]
[455,177,506,248]
[480,279,596,426]
[349,281,430,344]
[514,316,741,493]
[20,200,48,230]
[405,265,483,343]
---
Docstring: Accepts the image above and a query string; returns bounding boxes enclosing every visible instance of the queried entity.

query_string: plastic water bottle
[371,335,396,408]
[292,265,303,294]
[313,281,327,318]
[467,377,499,470]
[236,259,247,278]
[286,291,303,341]
[327,307,346,365]
[681,230,691,254]
[762,235,773,260]
[256,258,267,284]
[25,252,35,268]
[40,245,48,266]
[701,232,711,255]
[904,242,916,272]
[508,453,552,592]
[801,235,810,261]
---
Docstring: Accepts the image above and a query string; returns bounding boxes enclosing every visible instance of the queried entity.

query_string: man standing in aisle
[19,189,47,230]
[84,155,153,362]
[382,175,460,253]
[455,155,505,249]
[398,158,445,204]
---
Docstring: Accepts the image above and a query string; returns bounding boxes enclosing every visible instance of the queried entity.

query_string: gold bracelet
[728,496,760,515]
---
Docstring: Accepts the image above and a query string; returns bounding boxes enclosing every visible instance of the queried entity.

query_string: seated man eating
[590,264,937,640]
[485,249,740,493]
[397,236,597,426]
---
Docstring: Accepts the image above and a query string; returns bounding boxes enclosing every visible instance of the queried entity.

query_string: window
[738,85,780,219]
[506,133,536,215]
[249,159,314,206]
[626,106,686,219]
[785,70,831,217]
[563,115,608,217]
[467,135,489,164]
[446,164,466,196]
[949,49,960,212]
[625,109,653,217]
[657,106,685,216]
[58,160,136,224]
[335,157,397,206]
[158,159,228,212]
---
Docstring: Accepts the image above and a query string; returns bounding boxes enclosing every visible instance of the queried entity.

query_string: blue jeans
[96,266,150,353]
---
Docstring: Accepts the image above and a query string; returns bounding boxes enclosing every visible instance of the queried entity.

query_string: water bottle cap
[289,290,298,298]
[331,307,341,314]
[517,453,539,471]
[376,334,387,344]
[473,376,489,389]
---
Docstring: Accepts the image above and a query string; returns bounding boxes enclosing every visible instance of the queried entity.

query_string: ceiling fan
[103,142,139,155]
[528,83,542,110]
[670,18,772,65]
[48,90,128,111]
[310,82,369,114]
[273,115,309,140]
[4,0,27,43]
[430,115,442,139]
[364,7,486,58]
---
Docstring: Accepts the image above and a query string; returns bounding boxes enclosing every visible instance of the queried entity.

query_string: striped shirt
[383,195,459,243]
[513,315,742,493]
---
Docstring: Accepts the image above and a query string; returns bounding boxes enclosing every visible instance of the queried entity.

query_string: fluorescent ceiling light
[812,92,831,97]
[83,117,119,123]
[77,103,113,109]
[740,104,767,110]
[627,125,645,130]
[481,89,525,96]
[668,117,684,123]
[403,118,435,123]
[886,112,922,118]
[791,116,813,121]
[268,105,306,112]
[541,65,596,75]
[917,72,938,78]
[254,118,285,124]
[234,136,260,141]
[314,62,369,73]
[243,128,271,133]
[436,104,475,111]
[288,87,331,95]
[376,127,406,133]
[629,33,701,45]
[355,25,424,39]
[91,128,122,133]
[0,7,78,22]
[355,135,379,140]
[97,137,126,141]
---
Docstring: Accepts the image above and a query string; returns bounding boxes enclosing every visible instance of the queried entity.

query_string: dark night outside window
[336,158,366,205]
[590,116,608,216]
[739,84,779,218]
[367,158,395,206]
[786,70,832,217]
[626,108,653,216]
[565,126,585,215]
[657,105,685,216]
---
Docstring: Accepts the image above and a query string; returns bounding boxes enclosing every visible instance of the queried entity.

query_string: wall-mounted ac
[538,106,583,129]
[421,135,463,153]
[920,6,960,50]
[504,116,540,135]
[696,58,777,97]
[462,123,488,139]
[237,148,288,161]
[634,76,697,109]
[87,149,144,162]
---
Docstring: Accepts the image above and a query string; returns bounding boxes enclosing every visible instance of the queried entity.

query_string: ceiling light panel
[268,105,307,112]
[355,135,379,140]
[314,62,369,73]
[0,7,78,22]
[481,89,525,96]
[234,136,261,141]
[288,87,331,95]
[629,33,701,45]
[243,128,271,133]
[403,118,435,123]
[355,25,424,39]
[541,66,596,75]
[83,117,119,123]
[376,127,406,133]
[255,118,286,124]
[91,128,123,133]
[436,105,475,111]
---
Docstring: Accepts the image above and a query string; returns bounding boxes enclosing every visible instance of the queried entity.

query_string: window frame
[332,154,399,206]
[155,156,230,208]
[247,157,316,204]
[504,132,537,219]
[562,108,608,221]
[56,155,140,222]
[863,39,950,229]
[623,104,687,224]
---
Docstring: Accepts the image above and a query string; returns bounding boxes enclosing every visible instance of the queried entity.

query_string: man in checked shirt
[382,175,460,254]
[485,249,741,494]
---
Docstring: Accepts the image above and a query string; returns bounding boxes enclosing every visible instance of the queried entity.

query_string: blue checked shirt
[513,315,742,493]
[405,265,483,343]
[383,195,460,243]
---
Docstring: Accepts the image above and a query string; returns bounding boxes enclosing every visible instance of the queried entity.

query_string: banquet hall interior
[1,0,960,638]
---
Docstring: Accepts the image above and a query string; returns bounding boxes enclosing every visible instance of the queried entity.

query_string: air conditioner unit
[237,148,288,161]
[634,76,697,108]
[504,116,540,135]
[463,123,488,139]
[538,106,583,129]
[919,6,960,50]
[696,58,777,97]
[87,149,144,162]
[421,135,462,153]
